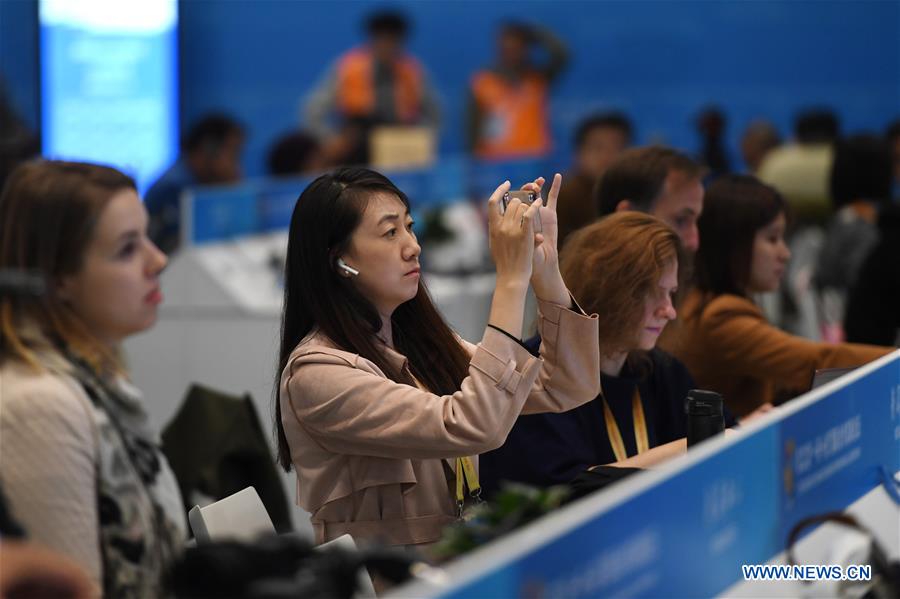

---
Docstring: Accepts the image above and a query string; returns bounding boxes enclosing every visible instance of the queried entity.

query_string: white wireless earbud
[336,258,360,277]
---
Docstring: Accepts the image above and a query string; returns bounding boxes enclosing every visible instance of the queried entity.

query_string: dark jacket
[480,344,712,498]
[844,204,900,346]
[162,384,293,533]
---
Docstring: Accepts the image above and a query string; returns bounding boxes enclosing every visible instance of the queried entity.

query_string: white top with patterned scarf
[0,342,186,597]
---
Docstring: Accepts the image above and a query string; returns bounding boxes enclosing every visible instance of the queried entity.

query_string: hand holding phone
[501,190,542,233]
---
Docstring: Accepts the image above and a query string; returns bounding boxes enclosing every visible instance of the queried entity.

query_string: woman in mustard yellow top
[674,175,893,418]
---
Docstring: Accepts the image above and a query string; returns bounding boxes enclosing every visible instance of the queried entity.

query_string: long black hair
[274,167,471,471]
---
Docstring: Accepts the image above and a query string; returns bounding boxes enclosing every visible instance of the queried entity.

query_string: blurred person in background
[694,106,731,179]
[595,146,704,253]
[758,108,839,226]
[556,112,633,246]
[814,134,893,338]
[755,110,839,338]
[737,120,782,333]
[740,119,781,174]
[843,203,900,346]
[594,146,705,357]
[674,175,892,418]
[304,11,441,166]
[267,130,325,177]
[144,113,245,254]
[887,119,900,200]
[0,161,186,596]
[467,21,568,160]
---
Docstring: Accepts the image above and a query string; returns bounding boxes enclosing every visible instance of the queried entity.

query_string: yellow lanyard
[601,387,649,462]
[407,369,481,518]
[406,367,481,515]
[455,456,481,517]
[404,367,482,515]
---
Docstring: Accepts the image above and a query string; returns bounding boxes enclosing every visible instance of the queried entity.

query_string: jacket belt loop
[497,360,519,392]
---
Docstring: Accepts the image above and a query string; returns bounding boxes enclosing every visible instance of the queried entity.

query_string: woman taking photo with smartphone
[0,161,185,596]
[673,175,893,418]
[275,167,600,548]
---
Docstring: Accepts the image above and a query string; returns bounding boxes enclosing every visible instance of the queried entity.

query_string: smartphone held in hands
[501,191,542,232]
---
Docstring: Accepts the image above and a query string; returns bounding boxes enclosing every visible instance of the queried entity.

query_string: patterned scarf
[66,353,185,597]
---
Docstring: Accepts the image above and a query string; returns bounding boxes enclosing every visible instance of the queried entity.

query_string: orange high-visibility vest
[336,47,422,123]
[471,70,550,159]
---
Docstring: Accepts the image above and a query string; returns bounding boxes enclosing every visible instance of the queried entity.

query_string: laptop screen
[810,366,856,390]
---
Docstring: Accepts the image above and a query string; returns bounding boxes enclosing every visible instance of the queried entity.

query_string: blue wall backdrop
[3,0,899,178]
[1,0,39,132]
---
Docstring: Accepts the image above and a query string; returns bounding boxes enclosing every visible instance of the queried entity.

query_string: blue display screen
[39,0,178,195]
